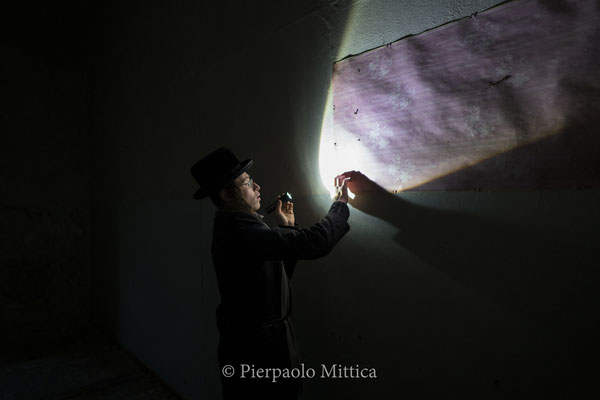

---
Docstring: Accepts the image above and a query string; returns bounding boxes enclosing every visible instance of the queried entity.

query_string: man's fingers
[334,174,351,184]
[338,176,351,191]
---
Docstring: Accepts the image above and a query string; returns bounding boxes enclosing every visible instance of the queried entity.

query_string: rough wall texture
[89,1,599,399]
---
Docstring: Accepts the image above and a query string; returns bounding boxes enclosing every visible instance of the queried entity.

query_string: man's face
[234,172,261,212]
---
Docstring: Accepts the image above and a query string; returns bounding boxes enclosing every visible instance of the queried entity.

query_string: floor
[0,328,185,400]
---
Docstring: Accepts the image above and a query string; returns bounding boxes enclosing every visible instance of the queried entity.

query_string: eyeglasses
[239,176,254,188]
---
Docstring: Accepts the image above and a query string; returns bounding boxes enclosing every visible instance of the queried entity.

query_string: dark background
[2,0,598,398]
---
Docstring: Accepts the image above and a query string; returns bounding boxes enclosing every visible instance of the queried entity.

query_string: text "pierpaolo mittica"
[239,363,377,382]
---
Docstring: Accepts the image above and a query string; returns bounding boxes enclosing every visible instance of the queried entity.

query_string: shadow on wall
[413,112,600,190]
[344,168,599,387]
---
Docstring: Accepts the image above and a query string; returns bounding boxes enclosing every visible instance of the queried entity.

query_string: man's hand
[334,174,350,203]
[275,197,295,226]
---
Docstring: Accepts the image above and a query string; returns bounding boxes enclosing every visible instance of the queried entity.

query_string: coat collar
[215,209,267,226]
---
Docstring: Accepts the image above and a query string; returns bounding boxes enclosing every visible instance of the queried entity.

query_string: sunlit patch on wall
[320,0,600,192]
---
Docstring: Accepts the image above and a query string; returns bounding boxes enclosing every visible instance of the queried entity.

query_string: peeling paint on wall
[332,0,600,191]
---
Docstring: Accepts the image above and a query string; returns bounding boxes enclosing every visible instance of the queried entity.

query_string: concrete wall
[90,1,600,398]
[1,1,92,355]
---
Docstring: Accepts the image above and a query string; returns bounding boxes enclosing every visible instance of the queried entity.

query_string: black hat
[190,147,253,199]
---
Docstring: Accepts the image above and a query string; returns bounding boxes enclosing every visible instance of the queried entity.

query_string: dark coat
[211,201,350,395]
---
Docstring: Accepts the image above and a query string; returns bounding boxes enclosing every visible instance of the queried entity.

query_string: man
[191,147,351,399]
